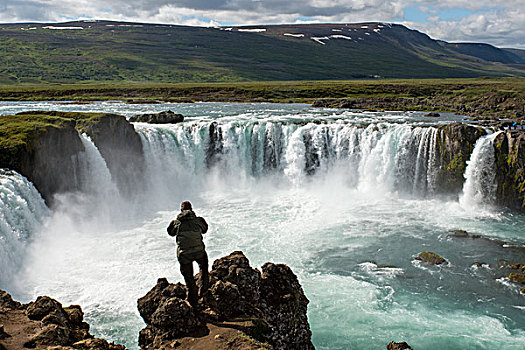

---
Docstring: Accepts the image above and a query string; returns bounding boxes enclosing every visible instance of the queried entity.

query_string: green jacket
[167,210,208,257]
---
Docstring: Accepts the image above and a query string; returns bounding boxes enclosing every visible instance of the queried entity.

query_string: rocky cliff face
[18,121,85,203]
[0,111,145,205]
[493,130,525,211]
[434,122,485,194]
[137,251,314,350]
[78,114,145,198]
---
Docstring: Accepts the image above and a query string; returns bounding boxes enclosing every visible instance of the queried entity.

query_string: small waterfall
[136,121,443,196]
[0,170,49,286]
[77,134,119,197]
[460,132,502,208]
[56,133,121,223]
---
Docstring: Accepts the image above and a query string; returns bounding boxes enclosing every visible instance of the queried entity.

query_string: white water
[460,131,502,210]
[1,103,524,349]
[0,170,48,286]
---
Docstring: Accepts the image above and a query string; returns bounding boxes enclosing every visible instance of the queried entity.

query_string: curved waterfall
[136,121,442,197]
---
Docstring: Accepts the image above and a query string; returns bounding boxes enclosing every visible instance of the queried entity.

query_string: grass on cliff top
[0,77,523,102]
[0,111,117,151]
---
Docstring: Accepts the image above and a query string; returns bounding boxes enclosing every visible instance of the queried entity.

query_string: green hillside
[0,21,523,84]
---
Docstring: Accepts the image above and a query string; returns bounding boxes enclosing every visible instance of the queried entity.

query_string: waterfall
[459,131,502,209]
[0,170,49,286]
[135,121,442,197]
[54,133,121,224]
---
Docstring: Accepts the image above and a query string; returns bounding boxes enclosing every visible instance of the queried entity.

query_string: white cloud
[0,1,523,48]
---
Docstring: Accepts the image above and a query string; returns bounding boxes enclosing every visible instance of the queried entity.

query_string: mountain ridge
[0,20,523,84]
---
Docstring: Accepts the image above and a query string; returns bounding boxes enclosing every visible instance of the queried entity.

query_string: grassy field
[0,78,523,119]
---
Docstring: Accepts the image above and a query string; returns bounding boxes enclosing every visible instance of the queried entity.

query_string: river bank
[0,78,523,120]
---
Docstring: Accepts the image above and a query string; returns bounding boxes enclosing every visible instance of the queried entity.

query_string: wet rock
[0,290,21,310]
[449,229,468,237]
[493,130,525,212]
[416,251,447,265]
[129,110,184,124]
[434,123,485,194]
[509,273,525,284]
[424,112,440,117]
[387,341,413,350]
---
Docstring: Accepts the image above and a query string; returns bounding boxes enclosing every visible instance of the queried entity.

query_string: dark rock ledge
[0,290,125,350]
[137,251,314,350]
[129,110,184,124]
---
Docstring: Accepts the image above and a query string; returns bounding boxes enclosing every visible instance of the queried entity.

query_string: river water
[0,102,524,349]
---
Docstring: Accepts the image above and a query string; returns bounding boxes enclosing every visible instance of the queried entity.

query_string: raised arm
[167,220,180,236]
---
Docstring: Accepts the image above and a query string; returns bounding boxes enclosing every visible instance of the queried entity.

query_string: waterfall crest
[135,121,443,198]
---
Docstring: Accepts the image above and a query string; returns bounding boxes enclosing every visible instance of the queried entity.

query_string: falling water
[0,170,49,286]
[135,121,441,198]
[460,131,502,209]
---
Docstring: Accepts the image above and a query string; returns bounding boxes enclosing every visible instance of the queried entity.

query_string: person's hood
[177,210,196,221]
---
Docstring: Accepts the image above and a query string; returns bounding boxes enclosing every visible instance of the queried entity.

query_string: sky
[0,0,524,48]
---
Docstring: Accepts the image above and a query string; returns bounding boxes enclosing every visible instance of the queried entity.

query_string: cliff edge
[137,251,314,350]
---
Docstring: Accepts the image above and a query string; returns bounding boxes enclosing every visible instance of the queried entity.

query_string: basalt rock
[434,123,485,194]
[17,120,85,204]
[493,130,525,212]
[138,251,314,350]
[0,290,124,350]
[416,251,447,265]
[129,110,184,124]
[387,341,413,350]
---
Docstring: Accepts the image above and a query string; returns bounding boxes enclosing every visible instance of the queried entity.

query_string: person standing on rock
[167,201,209,306]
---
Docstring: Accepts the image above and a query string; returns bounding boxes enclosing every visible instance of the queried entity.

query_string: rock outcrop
[129,111,184,124]
[0,111,145,205]
[138,251,314,350]
[493,130,525,211]
[0,290,125,350]
[415,251,447,265]
[387,341,413,350]
[16,119,85,203]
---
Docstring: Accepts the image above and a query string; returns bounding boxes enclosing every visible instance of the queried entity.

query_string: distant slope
[0,20,523,84]
[503,48,525,62]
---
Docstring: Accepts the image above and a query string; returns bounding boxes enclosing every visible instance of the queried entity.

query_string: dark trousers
[179,251,209,306]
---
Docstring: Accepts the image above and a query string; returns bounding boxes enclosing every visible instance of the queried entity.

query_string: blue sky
[0,1,523,48]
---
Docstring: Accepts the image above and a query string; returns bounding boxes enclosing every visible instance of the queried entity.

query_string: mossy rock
[509,273,525,284]
[416,251,447,265]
